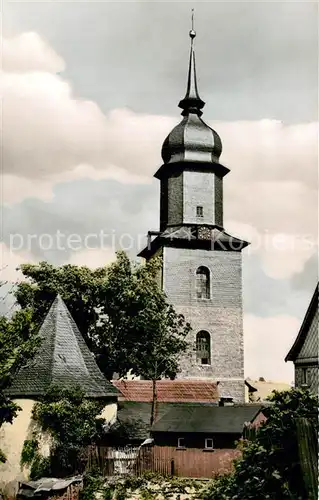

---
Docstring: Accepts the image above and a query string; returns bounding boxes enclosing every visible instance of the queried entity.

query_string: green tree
[15,252,191,382]
[0,308,38,462]
[15,261,107,349]
[201,388,319,500]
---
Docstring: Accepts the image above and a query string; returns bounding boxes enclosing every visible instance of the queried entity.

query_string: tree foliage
[15,262,106,349]
[0,308,38,461]
[23,385,106,478]
[95,252,191,380]
[201,388,319,500]
[15,252,191,380]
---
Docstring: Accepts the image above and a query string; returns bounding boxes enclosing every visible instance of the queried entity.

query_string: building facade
[139,28,248,402]
[285,283,319,394]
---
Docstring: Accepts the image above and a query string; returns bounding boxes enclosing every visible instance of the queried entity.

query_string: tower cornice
[154,159,230,180]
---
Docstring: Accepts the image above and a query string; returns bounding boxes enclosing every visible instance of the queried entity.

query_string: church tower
[138,22,249,402]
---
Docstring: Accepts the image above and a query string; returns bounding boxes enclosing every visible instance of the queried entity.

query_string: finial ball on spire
[190,8,196,39]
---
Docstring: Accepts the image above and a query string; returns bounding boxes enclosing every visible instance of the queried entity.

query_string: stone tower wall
[162,246,245,402]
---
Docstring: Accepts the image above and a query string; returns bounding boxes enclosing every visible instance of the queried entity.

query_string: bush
[201,388,318,500]
[22,384,106,479]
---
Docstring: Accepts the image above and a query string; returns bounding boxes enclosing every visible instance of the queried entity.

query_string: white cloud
[1,32,317,283]
[227,221,317,280]
[0,243,35,283]
[68,247,116,268]
[218,120,318,187]
[3,164,150,204]
[244,314,300,382]
[0,243,116,292]
[2,32,65,73]
[259,233,317,280]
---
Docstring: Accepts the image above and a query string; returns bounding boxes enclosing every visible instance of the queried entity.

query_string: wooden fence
[86,445,240,479]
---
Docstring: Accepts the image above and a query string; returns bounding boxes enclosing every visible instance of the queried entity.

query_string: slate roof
[6,295,118,399]
[116,401,220,440]
[152,404,263,434]
[160,226,248,247]
[138,226,249,259]
[285,283,319,362]
[112,379,219,403]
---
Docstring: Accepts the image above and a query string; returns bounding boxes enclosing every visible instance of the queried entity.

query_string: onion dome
[161,23,222,165]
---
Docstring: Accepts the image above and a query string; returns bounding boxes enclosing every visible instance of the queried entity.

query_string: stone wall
[163,246,245,402]
[0,399,35,496]
[0,400,118,496]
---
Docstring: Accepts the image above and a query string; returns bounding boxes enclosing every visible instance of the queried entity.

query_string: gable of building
[285,284,319,363]
[297,305,318,362]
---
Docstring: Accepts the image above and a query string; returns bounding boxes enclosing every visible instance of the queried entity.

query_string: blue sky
[1,1,318,382]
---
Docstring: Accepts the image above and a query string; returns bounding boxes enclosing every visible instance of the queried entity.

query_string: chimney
[219,397,234,407]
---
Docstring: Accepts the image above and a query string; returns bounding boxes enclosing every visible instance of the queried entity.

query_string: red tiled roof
[112,379,219,403]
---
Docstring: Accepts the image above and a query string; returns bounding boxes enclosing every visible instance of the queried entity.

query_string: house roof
[285,283,319,362]
[116,401,220,440]
[152,404,263,434]
[6,295,118,399]
[116,401,169,440]
[112,379,219,403]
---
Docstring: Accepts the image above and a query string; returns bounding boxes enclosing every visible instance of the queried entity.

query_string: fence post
[296,417,318,500]
[170,458,175,476]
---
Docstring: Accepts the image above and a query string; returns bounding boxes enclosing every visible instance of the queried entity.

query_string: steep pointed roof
[6,295,118,399]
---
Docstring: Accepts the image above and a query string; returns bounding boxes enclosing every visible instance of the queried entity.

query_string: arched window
[196,331,211,365]
[196,266,210,299]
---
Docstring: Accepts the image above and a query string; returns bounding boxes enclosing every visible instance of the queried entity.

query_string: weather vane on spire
[190,8,196,40]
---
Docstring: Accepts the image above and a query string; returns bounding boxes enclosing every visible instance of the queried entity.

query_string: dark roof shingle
[117,401,221,440]
[152,404,263,434]
[6,295,118,399]
[285,283,319,362]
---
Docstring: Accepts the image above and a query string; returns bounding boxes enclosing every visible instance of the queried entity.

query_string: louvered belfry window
[196,266,210,299]
[196,331,211,365]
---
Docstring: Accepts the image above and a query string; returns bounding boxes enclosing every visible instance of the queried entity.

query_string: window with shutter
[196,266,210,299]
[196,331,211,365]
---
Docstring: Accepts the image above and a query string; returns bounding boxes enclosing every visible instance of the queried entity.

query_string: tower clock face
[198,227,212,240]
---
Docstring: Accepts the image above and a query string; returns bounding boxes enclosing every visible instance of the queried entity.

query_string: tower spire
[178,9,205,116]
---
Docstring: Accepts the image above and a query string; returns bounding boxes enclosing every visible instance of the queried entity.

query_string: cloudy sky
[1,1,318,383]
